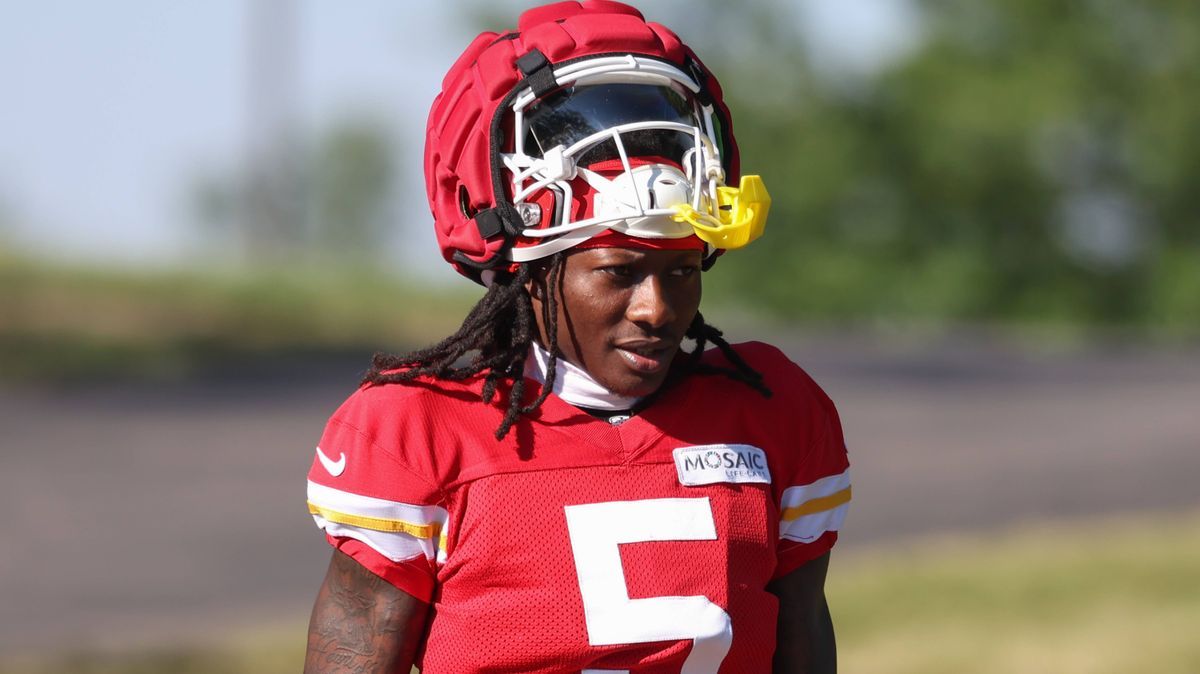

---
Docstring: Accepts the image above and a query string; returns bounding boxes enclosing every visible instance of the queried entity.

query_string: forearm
[769,551,837,674]
[771,596,836,674]
[304,550,429,674]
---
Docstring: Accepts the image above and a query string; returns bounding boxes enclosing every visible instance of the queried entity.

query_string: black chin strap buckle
[516,48,557,98]
[474,203,524,240]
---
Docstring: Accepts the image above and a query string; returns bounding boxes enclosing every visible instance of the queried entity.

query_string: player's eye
[670,264,699,278]
[602,265,634,278]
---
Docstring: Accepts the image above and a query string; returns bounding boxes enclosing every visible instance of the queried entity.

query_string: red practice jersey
[306,342,851,673]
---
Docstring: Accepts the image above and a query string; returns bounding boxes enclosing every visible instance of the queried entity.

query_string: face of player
[530,246,703,398]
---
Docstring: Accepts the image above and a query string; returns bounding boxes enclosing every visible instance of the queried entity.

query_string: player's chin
[611,371,670,398]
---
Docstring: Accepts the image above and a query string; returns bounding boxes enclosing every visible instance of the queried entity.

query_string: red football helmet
[425,0,769,283]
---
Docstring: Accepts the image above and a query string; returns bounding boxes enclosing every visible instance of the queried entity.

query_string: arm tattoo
[304,550,429,673]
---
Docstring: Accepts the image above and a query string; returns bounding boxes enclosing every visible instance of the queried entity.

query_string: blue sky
[0,1,917,275]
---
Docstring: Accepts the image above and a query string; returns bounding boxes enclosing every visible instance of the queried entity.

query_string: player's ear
[525,260,553,301]
[525,276,543,303]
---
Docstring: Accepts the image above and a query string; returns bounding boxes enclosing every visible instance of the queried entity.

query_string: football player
[304,2,851,672]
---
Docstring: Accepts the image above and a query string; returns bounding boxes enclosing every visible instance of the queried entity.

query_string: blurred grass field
[832,511,1200,674]
[0,257,478,381]
[4,256,1189,385]
[3,510,1196,674]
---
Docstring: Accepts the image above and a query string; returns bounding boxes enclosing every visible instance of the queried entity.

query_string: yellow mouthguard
[671,175,770,249]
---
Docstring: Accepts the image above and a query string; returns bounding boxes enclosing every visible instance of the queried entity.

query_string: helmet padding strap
[516,49,558,98]
[474,204,524,241]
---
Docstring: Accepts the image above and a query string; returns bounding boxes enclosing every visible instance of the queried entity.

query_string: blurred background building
[1,1,1197,672]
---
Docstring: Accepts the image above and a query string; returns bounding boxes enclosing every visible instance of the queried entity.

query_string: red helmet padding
[517,0,642,32]
[425,0,740,280]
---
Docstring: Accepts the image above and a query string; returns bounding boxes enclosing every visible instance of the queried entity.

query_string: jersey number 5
[564,497,732,674]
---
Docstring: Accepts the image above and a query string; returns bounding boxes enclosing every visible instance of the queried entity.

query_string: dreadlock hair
[364,255,562,440]
[682,312,772,399]
[364,255,769,440]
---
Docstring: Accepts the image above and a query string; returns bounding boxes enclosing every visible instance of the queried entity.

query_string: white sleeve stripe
[313,516,440,564]
[307,501,443,539]
[307,481,448,529]
[778,470,851,543]
[779,502,849,543]
[307,480,449,565]
[779,470,851,509]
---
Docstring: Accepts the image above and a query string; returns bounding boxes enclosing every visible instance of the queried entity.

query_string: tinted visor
[524,82,701,167]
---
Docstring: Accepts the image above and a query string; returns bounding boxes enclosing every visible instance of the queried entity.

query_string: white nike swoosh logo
[315,446,346,477]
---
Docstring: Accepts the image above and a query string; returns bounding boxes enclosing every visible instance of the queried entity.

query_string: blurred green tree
[191,116,398,266]
[451,0,1199,332]
[706,0,1200,330]
[311,118,397,261]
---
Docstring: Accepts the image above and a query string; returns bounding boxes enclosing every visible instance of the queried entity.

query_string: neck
[525,341,642,411]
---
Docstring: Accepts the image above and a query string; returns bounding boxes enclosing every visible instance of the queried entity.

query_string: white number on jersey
[564,497,732,674]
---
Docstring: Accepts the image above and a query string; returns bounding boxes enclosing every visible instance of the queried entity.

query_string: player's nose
[626,275,676,329]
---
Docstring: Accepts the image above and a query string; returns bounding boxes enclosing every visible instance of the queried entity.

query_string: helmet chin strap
[507,222,615,262]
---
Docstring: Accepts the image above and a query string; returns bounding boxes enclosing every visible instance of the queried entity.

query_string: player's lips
[613,340,675,373]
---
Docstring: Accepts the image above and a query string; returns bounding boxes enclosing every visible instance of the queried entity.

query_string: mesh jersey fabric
[306,341,851,673]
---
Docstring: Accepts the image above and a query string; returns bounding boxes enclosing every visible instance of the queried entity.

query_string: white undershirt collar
[525,341,642,412]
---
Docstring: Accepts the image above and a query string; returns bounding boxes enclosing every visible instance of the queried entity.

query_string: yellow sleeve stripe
[308,501,441,539]
[781,486,852,521]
